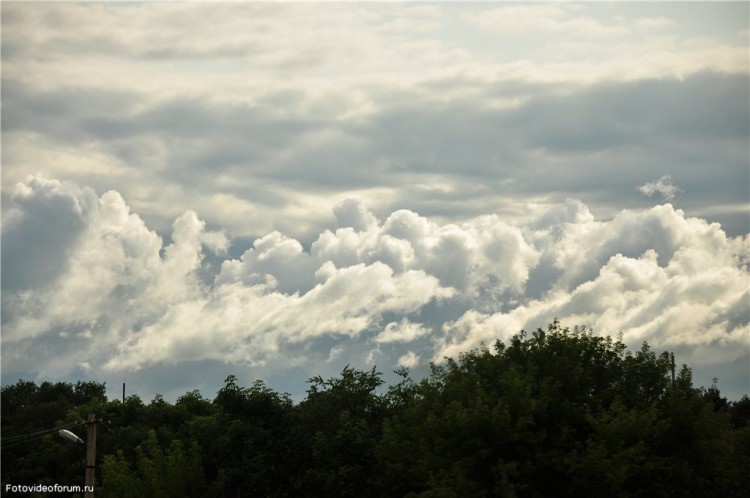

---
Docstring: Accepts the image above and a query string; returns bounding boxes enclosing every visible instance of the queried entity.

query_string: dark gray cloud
[1,79,140,141]
[516,72,748,151]
[1,177,94,291]
[3,72,746,230]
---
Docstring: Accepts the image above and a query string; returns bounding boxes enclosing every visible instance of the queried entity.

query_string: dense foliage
[3,321,749,497]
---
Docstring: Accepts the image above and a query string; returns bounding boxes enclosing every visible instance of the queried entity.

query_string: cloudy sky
[2,1,749,402]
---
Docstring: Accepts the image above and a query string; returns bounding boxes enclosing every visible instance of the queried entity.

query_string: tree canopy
[2,321,748,497]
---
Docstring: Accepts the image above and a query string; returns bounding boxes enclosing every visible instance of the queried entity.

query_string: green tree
[100,450,147,498]
[1,380,106,492]
[107,430,208,498]
[205,375,292,497]
[375,321,747,497]
[289,366,385,497]
[3,326,747,498]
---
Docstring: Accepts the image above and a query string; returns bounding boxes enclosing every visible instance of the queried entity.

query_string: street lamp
[58,429,84,444]
[57,414,97,498]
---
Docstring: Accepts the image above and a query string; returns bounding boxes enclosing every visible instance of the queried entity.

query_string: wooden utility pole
[85,413,97,498]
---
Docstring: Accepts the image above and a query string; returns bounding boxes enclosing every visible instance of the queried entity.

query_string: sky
[1,1,749,402]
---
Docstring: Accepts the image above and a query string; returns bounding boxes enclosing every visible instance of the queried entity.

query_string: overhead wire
[2,421,84,441]
[1,430,83,448]
[1,421,86,448]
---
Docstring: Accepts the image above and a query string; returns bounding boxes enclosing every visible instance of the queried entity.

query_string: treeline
[2,321,749,497]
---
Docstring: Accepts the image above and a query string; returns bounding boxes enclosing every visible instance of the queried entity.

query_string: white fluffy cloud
[105,261,451,371]
[376,319,429,344]
[638,175,683,200]
[216,198,539,305]
[397,351,420,369]
[2,177,747,397]
[437,206,749,367]
[2,178,455,375]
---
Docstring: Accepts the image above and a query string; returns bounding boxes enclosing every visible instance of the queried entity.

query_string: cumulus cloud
[2,177,747,399]
[1,176,96,290]
[638,175,683,200]
[104,262,451,371]
[376,319,429,344]
[436,206,749,367]
[1,179,455,375]
[1,182,227,354]
[216,197,539,304]
[397,351,420,369]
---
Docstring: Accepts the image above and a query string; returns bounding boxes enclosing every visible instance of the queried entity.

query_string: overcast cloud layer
[2,2,749,401]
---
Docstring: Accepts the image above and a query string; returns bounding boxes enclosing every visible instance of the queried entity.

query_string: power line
[1,421,86,448]
[2,421,84,441]
[1,428,84,448]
